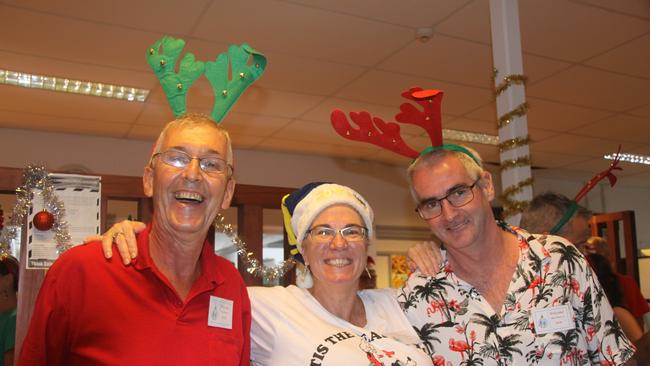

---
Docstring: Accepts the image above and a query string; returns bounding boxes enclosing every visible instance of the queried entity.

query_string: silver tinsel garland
[0,164,71,257]
[213,213,295,281]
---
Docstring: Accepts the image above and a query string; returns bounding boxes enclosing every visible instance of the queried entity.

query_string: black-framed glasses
[415,178,481,220]
[152,150,233,176]
[307,225,368,245]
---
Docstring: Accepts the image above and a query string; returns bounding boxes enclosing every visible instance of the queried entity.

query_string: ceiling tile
[0,6,159,72]
[627,103,650,118]
[254,50,367,95]
[571,114,650,143]
[231,87,325,119]
[530,133,639,156]
[572,0,650,18]
[526,66,650,112]
[445,118,497,135]
[378,35,492,88]
[523,54,572,83]
[0,109,132,138]
[526,97,614,131]
[529,150,591,168]
[463,102,496,122]
[585,33,650,78]
[518,0,650,62]
[0,85,145,122]
[288,0,469,28]
[528,128,560,142]
[192,0,413,67]
[3,0,210,34]
[435,0,491,44]
[335,70,493,116]
[224,113,292,138]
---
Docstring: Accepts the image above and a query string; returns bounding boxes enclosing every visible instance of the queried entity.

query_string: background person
[586,253,644,342]
[585,236,650,330]
[0,256,18,366]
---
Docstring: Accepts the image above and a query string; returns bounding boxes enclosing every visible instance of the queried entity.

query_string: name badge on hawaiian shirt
[208,296,233,329]
[531,305,575,335]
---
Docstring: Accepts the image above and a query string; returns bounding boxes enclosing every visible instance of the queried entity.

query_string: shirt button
[175,300,182,307]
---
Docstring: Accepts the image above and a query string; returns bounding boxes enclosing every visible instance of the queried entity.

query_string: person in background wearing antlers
[19,35,267,366]
[331,89,637,365]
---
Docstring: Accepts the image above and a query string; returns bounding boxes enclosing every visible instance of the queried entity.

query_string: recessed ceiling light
[604,152,650,165]
[0,68,149,102]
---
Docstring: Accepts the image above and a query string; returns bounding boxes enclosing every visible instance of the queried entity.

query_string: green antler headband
[147,35,267,123]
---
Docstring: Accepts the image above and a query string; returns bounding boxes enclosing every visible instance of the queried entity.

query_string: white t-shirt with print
[250,285,432,366]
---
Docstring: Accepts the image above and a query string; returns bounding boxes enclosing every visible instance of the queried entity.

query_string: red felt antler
[330,87,444,158]
[574,145,623,202]
[395,88,444,147]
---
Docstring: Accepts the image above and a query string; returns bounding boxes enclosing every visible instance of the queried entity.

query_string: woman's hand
[406,240,443,276]
[84,220,146,265]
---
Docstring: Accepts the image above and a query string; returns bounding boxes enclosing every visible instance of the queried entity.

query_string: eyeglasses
[307,225,368,245]
[152,150,233,176]
[416,178,481,220]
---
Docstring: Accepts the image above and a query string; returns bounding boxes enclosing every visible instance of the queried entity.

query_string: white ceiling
[1,0,649,186]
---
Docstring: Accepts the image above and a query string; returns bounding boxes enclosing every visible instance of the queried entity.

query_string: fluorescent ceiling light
[0,68,149,102]
[604,152,650,165]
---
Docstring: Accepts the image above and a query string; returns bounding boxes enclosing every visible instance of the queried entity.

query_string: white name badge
[208,296,233,329]
[531,304,575,335]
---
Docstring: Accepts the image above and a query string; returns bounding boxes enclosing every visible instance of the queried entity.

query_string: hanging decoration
[0,164,71,257]
[213,213,295,282]
[493,69,533,218]
[32,210,55,231]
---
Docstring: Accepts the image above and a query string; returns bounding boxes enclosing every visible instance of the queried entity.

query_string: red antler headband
[330,87,480,165]
[549,145,623,234]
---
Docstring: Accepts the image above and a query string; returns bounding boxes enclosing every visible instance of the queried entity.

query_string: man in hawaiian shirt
[399,146,636,365]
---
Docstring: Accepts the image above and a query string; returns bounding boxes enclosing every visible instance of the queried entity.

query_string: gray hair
[150,113,233,166]
[406,145,485,201]
[519,192,592,235]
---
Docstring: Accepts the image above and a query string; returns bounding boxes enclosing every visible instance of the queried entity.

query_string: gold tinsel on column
[494,70,534,218]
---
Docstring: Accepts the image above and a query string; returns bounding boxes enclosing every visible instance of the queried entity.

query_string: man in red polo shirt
[19,114,250,366]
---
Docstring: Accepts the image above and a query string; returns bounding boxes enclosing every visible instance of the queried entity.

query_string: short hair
[520,192,592,235]
[150,113,233,166]
[0,256,19,292]
[406,145,485,201]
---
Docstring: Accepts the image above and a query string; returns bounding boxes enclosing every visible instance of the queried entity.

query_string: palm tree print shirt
[398,223,636,366]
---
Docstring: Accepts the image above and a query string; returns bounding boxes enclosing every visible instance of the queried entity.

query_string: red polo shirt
[19,224,251,366]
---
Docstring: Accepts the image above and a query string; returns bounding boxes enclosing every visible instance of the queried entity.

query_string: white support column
[489,0,533,225]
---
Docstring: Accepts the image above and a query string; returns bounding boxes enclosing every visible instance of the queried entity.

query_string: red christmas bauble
[33,210,55,231]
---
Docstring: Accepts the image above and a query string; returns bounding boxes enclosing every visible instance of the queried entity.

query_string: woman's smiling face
[302,204,369,287]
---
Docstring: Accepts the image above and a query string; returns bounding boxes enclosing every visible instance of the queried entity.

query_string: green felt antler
[146,36,205,117]
[204,44,267,122]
